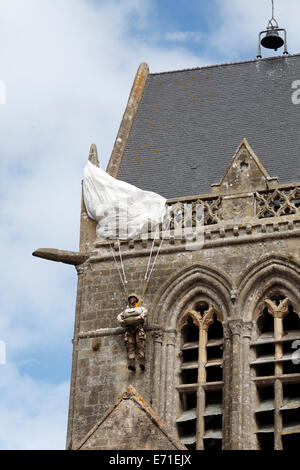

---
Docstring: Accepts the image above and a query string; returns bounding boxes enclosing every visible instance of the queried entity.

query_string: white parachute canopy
[83,161,167,239]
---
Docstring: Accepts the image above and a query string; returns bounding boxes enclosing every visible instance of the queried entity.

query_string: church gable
[211,138,278,194]
[76,386,186,450]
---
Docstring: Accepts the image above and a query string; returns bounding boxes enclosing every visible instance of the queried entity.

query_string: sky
[0,0,300,450]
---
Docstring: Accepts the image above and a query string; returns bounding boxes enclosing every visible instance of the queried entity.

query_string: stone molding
[106,63,149,178]
[90,220,300,264]
[235,254,300,319]
[150,265,231,329]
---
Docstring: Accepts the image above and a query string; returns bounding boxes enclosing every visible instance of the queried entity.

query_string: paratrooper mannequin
[117,294,148,371]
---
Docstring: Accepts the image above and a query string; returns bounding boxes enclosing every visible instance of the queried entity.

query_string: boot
[139,357,145,371]
[128,358,136,371]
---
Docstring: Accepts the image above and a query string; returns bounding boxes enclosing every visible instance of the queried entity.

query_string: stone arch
[236,255,300,450]
[236,254,300,321]
[177,305,223,332]
[149,264,231,437]
[150,263,232,329]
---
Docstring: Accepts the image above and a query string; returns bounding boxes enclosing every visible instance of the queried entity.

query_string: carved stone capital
[264,297,290,319]
[222,323,232,340]
[152,330,163,343]
[223,320,253,340]
[228,319,244,337]
[242,321,254,339]
[201,305,216,331]
[165,330,177,346]
[178,305,221,332]
[177,309,201,331]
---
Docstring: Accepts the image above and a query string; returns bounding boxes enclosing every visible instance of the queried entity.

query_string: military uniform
[117,294,148,371]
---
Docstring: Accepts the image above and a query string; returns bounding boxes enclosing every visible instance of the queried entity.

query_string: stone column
[264,298,289,450]
[158,332,167,419]
[151,330,163,415]
[196,307,215,450]
[222,323,232,450]
[164,329,177,431]
[196,326,207,451]
[228,319,243,450]
[241,321,254,449]
[274,378,283,450]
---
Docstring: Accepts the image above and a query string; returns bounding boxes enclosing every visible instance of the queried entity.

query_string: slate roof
[118,54,300,199]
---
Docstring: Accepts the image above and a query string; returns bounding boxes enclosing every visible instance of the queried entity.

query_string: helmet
[127,293,140,307]
[128,293,139,302]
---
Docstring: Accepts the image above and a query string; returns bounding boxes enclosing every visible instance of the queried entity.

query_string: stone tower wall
[66,140,300,450]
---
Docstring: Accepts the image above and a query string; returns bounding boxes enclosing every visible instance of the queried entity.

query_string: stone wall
[65,140,300,450]
[66,228,300,449]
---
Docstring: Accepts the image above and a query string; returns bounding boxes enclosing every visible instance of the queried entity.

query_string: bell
[261,29,284,51]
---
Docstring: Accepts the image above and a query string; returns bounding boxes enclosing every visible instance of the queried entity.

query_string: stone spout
[32,248,89,266]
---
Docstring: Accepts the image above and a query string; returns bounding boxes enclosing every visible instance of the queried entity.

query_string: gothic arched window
[176,303,224,450]
[251,296,300,450]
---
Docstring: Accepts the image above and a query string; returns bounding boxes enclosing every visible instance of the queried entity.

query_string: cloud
[165,31,206,44]
[213,0,300,58]
[0,0,207,449]
[0,363,69,449]
[0,0,205,360]
[1,0,299,450]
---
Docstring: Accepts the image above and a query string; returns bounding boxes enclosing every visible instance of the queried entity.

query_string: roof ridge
[149,52,300,76]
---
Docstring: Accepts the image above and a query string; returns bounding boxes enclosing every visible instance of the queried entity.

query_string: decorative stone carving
[228,319,244,336]
[264,297,290,319]
[255,187,300,219]
[201,306,217,331]
[222,323,232,341]
[242,321,253,339]
[177,305,221,331]
[222,320,253,339]
[168,197,222,230]
[151,330,163,343]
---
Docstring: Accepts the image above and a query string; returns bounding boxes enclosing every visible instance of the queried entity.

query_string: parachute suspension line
[140,236,156,300]
[144,237,156,282]
[141,218,171,301]
[109,242,128,299]
[146,234,164,281]
[117,239,128,288]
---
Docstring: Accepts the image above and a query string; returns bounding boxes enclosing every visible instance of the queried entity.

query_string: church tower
[34,48,300,450]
